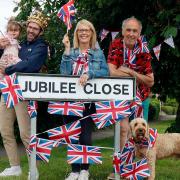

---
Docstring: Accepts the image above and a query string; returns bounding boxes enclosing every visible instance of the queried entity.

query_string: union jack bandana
[72,49,89,75]
[0,73,24,108]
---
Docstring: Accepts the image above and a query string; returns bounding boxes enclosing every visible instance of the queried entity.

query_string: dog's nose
[138,129,143,133]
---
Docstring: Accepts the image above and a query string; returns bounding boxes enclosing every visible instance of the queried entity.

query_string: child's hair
[7,17,22,32]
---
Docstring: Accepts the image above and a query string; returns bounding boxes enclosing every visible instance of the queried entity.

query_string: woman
[60,19,109,180]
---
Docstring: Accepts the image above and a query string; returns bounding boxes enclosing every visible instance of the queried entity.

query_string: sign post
[17,73,136,180]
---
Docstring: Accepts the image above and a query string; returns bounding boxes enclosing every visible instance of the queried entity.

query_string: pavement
[0,112,176,157]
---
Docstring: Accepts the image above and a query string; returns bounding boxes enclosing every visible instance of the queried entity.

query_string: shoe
[28,168,39,180]
[107,173,115,180]
[78,170,89,180]
[0,166,22,176]
[65,172,79,180]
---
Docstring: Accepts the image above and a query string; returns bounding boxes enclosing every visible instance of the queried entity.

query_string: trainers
[65,172,79,180]
[78,170,89,180]
[107,173,115,180]
[0,166,22,177]
[28,168,39,180]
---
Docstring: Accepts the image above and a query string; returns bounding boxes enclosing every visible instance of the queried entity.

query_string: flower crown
[27,11,49,30]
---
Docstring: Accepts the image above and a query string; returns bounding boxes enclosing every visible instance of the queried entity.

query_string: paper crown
[27,11,49,30]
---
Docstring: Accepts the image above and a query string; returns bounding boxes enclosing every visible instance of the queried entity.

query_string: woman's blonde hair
[73,19,97,49]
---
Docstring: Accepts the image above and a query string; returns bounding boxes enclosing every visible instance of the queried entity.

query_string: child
[0,17,22,77]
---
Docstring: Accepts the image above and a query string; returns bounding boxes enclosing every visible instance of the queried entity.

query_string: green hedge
[161,105,177,115]
[148,98,160,121]
[164,98,178,107]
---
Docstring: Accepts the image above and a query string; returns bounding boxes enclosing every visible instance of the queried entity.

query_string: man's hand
[79,74,89,86]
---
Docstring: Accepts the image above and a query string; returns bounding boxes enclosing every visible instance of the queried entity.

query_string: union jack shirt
[47,120,81,144]
[67,144,102,164]
[0,74,24,108]
[121,158,150,180]
[48,101,84,117]
[57,0,76,30]
[95,100,131,122]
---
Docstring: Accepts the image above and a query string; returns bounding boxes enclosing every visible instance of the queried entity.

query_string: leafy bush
[161,105,177,115]
[164,98,178,107]
[148,98,160,121]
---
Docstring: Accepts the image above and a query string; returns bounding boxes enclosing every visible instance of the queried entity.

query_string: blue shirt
[5,37,48,75]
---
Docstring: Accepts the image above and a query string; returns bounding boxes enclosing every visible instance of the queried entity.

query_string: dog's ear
[145,123,149,139]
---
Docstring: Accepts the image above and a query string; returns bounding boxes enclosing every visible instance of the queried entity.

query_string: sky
[0,0,18,34]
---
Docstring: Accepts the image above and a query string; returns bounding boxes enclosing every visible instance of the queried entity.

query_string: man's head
[122,16,142,49]
[26,11,48,42]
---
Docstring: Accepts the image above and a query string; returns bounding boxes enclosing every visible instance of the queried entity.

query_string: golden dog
[129,118,180,180]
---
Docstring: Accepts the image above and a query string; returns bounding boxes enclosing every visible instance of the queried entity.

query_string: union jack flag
[95,100,131,122]
[27,100,38,118]
[36,138,54,163]
[91,114,116,129]
[149,128,158,148]
[0,74,24,108]
[57,0,76,30]
[121,158,150,180]
[67,144,102,164]
[120,138,135,165]
[113,152,122,173]
[26,135,37,155]
[48,101,84,117]
[47,120,81,144]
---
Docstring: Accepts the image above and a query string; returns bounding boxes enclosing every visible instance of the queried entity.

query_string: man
[107,16,154,179]
[0,11,48,177]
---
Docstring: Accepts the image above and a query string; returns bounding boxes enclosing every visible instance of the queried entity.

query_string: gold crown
[27,11,49,30]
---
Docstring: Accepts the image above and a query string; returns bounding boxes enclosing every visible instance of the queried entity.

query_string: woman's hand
[62,34,70,55]
[0,37,10,49]
[79,74,89,86]
[0,59,7,74]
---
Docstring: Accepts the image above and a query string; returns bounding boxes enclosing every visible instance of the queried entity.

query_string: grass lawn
[0,120,180,180]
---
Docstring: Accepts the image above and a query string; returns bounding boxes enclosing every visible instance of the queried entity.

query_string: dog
[129,118,180,180]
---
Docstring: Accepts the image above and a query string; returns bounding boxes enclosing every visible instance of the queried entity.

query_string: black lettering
[69,83,76,93]
[22,81,28,92]
[39,82,47,92]
[102,84,111,94]
[60,82,68,93]
[113,84,121,95]
[52,82,59,93]
[94,84,101,94]
[84,83,93,94]
[122,84,129,95]
[49,82,51,93]
[29,81,38,92]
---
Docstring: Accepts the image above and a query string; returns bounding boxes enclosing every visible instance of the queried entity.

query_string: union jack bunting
[95,100,131,122]
[67,144,102,164]
[113,152,122,173]
[149,128,158,148]
[121,158,150,180]
[0,74,24,108]
[36,138,54,163]
[120,138,135,165]
[91,114,116,129]
[57,0,76,30]
[48,120,81,144]
[26,135,37,155]
[27,100,38,118]
[48,101,84,117]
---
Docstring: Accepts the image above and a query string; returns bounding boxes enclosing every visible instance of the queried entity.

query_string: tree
[14,0,180,132]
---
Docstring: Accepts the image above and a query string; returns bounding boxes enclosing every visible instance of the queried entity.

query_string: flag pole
[0,30,5,37]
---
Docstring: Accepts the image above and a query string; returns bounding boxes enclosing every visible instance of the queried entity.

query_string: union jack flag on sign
[27,101,38,118]
[67,144,102,164]
[121,158,150,180]
[95,100,131,122]
[36,138,54,163]
[48,101,84,117]
[91,114,116,129]
[113,152,122,173]
[57,0,76,30]
[0,74,24,108]
[26,135,37,155]
[47,120,81,144]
